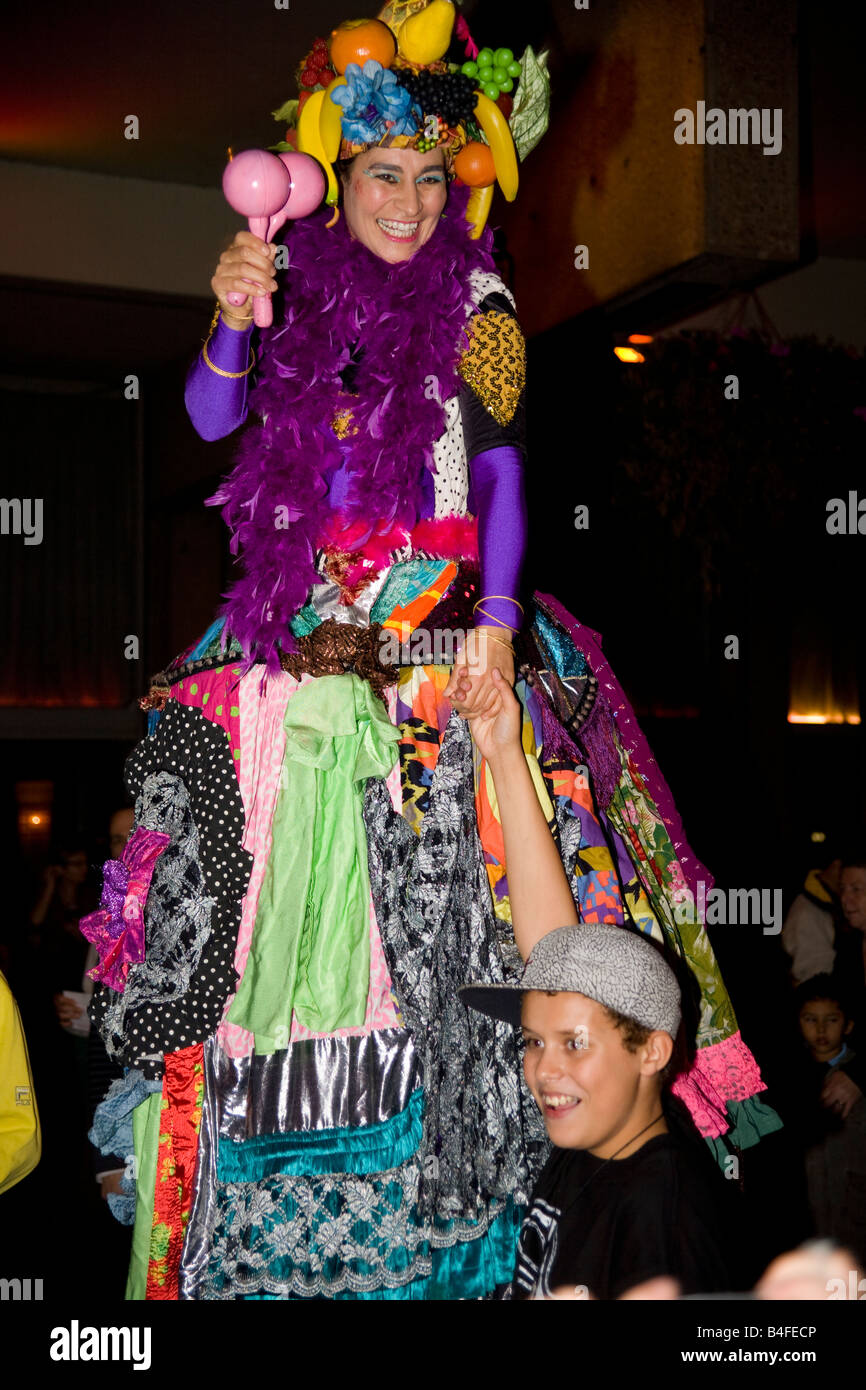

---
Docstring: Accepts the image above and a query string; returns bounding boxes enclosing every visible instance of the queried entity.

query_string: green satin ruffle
[227,674,400,1049]
[705,1093,785,1165]
[124,1092,163,1301]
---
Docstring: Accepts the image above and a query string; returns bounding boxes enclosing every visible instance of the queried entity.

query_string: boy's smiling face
[521,991,671,1159]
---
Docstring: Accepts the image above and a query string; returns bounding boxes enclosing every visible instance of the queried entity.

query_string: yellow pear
[397,0,455,65]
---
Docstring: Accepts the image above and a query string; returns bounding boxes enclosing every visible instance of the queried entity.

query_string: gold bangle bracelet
[473,595,524,615]
[473,604,517,631]
[481,631,515,655]
[201,340,256,378]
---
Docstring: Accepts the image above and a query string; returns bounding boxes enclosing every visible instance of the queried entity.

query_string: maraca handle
[247,216,273,328]
[254,296,273,328]
[225,214,273,319]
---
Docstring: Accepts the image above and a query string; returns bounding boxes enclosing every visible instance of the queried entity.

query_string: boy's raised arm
[452,666,578,959]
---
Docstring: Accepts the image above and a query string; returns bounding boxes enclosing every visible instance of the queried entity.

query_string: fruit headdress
[271,1,550,237]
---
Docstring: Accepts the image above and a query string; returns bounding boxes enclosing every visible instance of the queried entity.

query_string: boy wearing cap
[453,667,734,1299]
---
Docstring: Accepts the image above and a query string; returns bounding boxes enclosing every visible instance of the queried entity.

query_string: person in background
[838,855,866,996]
[772,974,866,1263]
[782,850,866,998]
[53,809,134,1028]
[781,853,842,984]
[30,841,94,1007]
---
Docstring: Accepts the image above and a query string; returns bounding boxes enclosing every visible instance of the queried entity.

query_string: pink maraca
[222,150,291,328]
[252,153,328,256]
[276,152,326,219]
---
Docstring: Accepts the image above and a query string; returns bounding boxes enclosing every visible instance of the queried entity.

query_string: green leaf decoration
[508,46,551,161]
[271,97,298,126]
[268,141,295,152]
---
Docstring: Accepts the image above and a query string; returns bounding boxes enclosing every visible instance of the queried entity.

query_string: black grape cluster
[396,70,478,127]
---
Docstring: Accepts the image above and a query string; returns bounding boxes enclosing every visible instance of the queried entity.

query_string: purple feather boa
[207,182,496,670]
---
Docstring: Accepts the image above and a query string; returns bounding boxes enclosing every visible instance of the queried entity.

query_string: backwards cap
[460,923,683,1038]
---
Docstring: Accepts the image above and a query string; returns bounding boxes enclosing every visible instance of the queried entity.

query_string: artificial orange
[329,18,397,74]
[453,141,496,188]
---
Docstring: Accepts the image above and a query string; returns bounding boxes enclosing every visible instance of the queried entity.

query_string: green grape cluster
[460,46,521,102]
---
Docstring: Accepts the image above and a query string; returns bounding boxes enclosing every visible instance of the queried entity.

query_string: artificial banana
[319,76,347,161]
[473,92,519,202]
[297,88,339,204]
[466,184,494,239]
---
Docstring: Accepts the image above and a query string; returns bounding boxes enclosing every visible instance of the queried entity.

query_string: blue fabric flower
[89,1069,163,1226]
[331,60,421,144]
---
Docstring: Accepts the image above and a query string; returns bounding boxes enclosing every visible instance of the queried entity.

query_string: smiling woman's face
[341,145,448,264]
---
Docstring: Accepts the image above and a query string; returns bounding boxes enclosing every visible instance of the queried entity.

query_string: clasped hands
[443,625,522,761]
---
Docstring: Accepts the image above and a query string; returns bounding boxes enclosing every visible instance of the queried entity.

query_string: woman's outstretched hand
[212,231,278,327]
[447,664,522,766]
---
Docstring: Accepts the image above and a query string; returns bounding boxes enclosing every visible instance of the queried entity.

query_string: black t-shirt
[507,1133,733,1300]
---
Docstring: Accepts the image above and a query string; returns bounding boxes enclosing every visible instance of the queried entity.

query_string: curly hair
[599,1003,679,1085]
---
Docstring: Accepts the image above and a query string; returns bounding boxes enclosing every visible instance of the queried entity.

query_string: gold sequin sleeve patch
[458,309,526,427]
[331,406,356,439]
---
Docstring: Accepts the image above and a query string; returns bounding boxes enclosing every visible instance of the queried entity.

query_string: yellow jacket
[0,970,41,1195]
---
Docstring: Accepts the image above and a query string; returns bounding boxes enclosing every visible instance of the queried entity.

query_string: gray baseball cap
[460,923,682,1037]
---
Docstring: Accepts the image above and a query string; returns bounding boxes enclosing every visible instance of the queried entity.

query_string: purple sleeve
[184,316,254,441]
[469,445,527,631]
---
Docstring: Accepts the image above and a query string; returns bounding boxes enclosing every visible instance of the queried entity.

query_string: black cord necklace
[563,1112,666,1212]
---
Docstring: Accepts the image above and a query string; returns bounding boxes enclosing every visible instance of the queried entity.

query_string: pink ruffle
[81,827,170,992]
[671,1030,767,1138]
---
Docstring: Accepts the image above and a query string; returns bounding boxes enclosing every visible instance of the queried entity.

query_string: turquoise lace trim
[240,1199,522,1300]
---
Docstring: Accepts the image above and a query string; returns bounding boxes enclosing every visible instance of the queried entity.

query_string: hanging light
[788,712,861,725]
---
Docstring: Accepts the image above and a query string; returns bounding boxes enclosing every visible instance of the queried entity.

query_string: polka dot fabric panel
[115,700,254,1076]
[171,665,244,778]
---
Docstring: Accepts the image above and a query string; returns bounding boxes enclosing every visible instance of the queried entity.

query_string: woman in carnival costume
[87,1,780,1300]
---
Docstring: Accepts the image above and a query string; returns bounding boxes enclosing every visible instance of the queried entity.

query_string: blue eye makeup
[363,169,445,185]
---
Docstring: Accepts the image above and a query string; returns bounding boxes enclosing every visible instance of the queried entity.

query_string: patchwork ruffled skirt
[88,555,780,1300]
